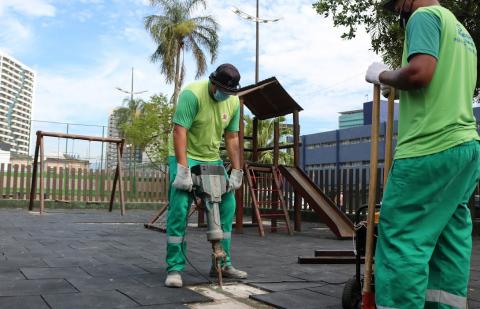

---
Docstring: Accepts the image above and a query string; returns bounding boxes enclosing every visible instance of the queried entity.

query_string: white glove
[381,83,399,99]
[228,169,243,192]
[366,62,389,85]
[172,164,193,192]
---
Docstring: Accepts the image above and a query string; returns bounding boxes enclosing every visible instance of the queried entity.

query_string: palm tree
[243,116,294,165]
[113,98,146,168]
[145,0,219,105]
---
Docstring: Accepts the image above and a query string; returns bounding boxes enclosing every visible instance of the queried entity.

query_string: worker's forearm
[225,134,241,170]
[173,128,188,167]
[380,63,433,90]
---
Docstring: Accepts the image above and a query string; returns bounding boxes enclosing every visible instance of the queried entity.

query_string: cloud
[205,0,381,133]
[0,0,56,17]
[0,17,31,55]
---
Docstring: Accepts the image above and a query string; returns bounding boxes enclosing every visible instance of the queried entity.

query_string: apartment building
[0,52,35,155]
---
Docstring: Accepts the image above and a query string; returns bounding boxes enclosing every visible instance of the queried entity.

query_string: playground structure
[146,77,356,239]
[28,131,127,215]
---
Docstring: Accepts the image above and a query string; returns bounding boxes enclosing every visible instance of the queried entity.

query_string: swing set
[28,131,126,215]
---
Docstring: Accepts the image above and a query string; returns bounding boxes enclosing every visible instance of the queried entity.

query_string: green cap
[381,0,396,11]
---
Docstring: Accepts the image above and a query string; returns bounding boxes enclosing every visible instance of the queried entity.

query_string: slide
[279,165,355,239]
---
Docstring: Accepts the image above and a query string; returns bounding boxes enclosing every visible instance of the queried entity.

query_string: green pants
[166,156,236,272]
[375,141,480,309]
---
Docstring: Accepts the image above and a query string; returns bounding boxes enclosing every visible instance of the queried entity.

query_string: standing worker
[366,0,479,308]
[165,63,248,288]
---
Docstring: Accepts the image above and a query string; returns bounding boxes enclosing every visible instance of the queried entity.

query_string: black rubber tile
[249,281,328,292]
[20,267,92,279]
[80,263,148,278]
[118,285,211,306]
[0,279,77,296]
[0,270,26,280]
[42,291,138,309]
[66,277,140,292]
[308,284,344,299]
[42,257,101,267]
[250,289,340,309]
[0,295,50,309]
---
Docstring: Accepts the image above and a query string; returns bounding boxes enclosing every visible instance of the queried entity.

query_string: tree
[313,0,480,92]
[145,0,219,105]
[118,94,174,167]
[242,116,294,165]
[113,98,146,167]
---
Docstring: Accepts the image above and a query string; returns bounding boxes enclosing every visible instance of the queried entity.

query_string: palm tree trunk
[172,43,182,106]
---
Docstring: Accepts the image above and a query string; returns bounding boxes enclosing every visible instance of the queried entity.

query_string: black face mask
[399,0,415,29]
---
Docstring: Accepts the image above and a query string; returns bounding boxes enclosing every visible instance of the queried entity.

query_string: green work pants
[165,156,236,272]
[375,140,480,309]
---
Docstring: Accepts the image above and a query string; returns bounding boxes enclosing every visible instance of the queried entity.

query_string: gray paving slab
[308,284,344,299]
[249,281,328,292]
[21,267,92,279]
[0,209,477,308]
[66,277,141,292]
[470,300,480,309]
[118,285,212,306]
[251,288,340,309]
[42,291,139,309]
[0,295,50,309]
[0,279,77,296]
[80,263,149,277]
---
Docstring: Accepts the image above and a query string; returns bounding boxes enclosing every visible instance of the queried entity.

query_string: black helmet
[209,63,241,94]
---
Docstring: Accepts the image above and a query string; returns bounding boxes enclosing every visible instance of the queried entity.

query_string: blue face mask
[213,89,230,102]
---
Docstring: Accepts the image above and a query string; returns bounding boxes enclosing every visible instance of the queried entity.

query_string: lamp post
[232,2,281,83]
[116,67,148,102]
[115,67,148,175]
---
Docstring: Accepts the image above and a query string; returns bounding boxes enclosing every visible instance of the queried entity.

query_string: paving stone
[42,291,138,309]
[0,295,50,309]
[0,270,26,280]
[80,263,148,278]
[43,257,101,267]
[250,289,340,309]
[248,281,328,292]
[66,277,140,292]
[470,300,480,309]
[21,267,92,279]
[0,279,77,296]
[308,284,344,299]
[118,285,212,306]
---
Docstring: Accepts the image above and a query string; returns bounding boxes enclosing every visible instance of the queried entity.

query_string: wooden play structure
[145,77,355,239]
[28,131,126,215]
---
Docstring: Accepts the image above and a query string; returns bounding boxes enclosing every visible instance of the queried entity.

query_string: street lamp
[232,2,281,83]
[116,67,148,102]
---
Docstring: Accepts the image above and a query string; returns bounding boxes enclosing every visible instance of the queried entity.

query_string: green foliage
[145,0,219,105]
[115,94,174,165]
[313,0,480,92]
[243,116,294,165]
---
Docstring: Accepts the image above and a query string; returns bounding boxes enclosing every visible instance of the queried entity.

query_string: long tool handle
[383,87,396,185]
[362,84,381,306]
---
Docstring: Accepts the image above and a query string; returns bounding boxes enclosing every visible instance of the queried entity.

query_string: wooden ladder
[245,163,293,237]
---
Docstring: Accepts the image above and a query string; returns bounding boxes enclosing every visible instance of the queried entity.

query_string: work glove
[381,83,399,99]
[172,164,193,192]
[365,62,389,85]
[228,169,243,192]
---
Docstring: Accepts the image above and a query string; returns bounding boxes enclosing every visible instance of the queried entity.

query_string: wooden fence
[0,163,478,222]
[241,167,480,218]
[0,164,169,203]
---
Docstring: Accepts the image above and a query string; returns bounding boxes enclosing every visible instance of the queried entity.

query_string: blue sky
[0,0,382,157]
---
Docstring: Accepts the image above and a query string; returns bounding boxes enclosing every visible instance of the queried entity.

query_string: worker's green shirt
[168,80,240,162]
[395,6,479,159]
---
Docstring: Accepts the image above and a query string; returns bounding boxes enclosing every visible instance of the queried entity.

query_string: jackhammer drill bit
[212,240,226,288]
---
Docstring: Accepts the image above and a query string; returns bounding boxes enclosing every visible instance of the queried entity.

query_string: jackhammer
[190,164,228,288]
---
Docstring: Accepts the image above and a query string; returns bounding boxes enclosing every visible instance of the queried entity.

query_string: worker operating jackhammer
[366,0,479,308]
[164,63,248,288]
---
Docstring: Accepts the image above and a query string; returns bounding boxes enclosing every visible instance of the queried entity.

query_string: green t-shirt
[395,6,479,159]
[168,80,240,161]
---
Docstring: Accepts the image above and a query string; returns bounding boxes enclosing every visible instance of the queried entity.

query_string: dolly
[190,164,229,288]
